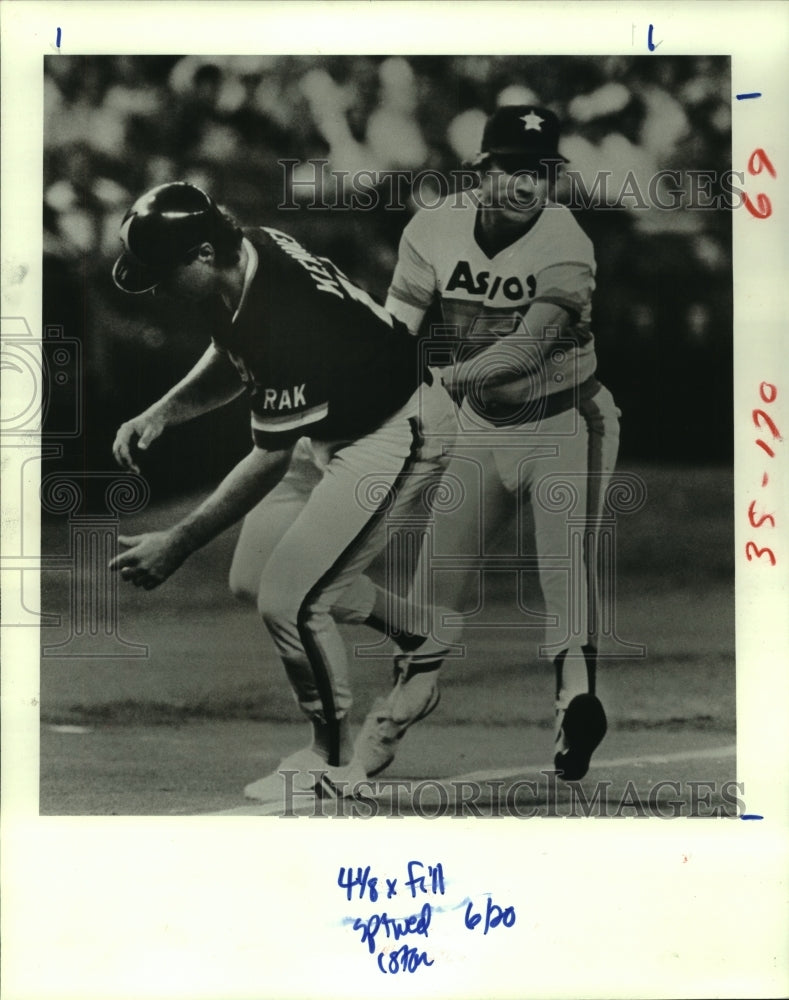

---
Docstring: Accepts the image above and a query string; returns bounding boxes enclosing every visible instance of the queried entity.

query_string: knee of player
[256,588,287,624]
[294,598,332,637]
[228,566,258,605]
[256,574,303,625]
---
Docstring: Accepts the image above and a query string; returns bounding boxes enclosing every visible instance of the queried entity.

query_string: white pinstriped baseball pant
[419,383,622,666]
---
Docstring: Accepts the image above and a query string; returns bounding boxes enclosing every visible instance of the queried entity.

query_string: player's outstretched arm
[439,301,572,397]
[113,344,244,473]
[384,293,427,337]
[109,444,293,589]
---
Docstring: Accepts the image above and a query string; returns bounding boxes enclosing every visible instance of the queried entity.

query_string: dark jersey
[210,227,427,448]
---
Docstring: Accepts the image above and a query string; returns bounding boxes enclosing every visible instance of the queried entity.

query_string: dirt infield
[41,718,735,817]
[39,464,735,817]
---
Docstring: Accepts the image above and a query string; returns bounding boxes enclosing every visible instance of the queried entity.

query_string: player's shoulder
[542,203,593,242]
[403,192,473,247]
[243,225,280,259]
[536,203,595,263]
[244,224,271,244]
[248,224,298,251]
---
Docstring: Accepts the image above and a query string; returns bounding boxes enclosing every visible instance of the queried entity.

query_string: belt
[468,375,601,426]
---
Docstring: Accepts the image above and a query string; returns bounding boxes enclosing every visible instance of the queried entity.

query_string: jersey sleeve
[249,399,331,450]
[387,215,437,310]
[251,425,308,451]
[530,262,596,321]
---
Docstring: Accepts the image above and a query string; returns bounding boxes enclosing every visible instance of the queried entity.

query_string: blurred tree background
[42,54,732,501]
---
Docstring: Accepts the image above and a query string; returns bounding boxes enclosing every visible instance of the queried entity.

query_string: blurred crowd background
[42,54,733,497]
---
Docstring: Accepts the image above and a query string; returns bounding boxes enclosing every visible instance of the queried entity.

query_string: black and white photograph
[38,50,739,817]
[2,3,787,999]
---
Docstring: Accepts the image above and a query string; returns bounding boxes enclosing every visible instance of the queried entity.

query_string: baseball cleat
[244,748,366,804]
[354,630,458,777]
[553,693,608,781]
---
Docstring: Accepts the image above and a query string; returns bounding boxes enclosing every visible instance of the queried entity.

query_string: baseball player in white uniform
[109,182,456,804]
[356,106,621,781]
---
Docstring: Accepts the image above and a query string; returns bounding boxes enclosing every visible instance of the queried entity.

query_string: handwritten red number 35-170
[746,382,779,566]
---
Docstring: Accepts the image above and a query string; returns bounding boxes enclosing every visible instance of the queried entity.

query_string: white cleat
[244,748,367,805]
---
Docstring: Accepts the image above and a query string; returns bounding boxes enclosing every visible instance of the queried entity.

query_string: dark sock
[366,585,428,651]
[311,716,352,767]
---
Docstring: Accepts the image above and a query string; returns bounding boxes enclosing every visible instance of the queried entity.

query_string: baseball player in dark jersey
[109,182,456,805]
[356,106,621,781]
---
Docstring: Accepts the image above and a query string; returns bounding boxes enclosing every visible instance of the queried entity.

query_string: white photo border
[2,3,787,998]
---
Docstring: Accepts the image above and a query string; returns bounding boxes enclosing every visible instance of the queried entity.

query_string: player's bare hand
[109,531,189,589]
[437,365,464,402]
[112,411,166,473]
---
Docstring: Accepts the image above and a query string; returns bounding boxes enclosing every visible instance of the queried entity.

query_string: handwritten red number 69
[744,149,776,219]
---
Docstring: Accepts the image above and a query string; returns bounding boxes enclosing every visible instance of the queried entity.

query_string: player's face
[481,164,550,224]
[156,244,217,301]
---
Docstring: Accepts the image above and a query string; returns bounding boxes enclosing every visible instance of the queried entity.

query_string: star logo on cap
[520,111,544,131]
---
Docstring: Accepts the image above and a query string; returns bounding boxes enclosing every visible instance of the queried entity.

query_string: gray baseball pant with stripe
[228,378,456,743]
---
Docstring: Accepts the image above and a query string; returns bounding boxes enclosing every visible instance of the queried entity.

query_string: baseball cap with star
[474,105,569,170]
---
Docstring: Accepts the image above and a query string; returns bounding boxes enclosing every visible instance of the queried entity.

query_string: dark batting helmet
[112,182,230,294]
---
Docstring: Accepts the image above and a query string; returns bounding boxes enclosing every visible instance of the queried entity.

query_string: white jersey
[388,193,598,400]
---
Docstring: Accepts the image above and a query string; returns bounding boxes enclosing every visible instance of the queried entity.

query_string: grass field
[39,463,735,817]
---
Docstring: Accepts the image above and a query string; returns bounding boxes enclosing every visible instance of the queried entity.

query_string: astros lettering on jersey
[388,192,598,402]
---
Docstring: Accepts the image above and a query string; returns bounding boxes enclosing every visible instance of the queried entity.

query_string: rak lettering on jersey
[388,193,599,396]
[210,228,425,448]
